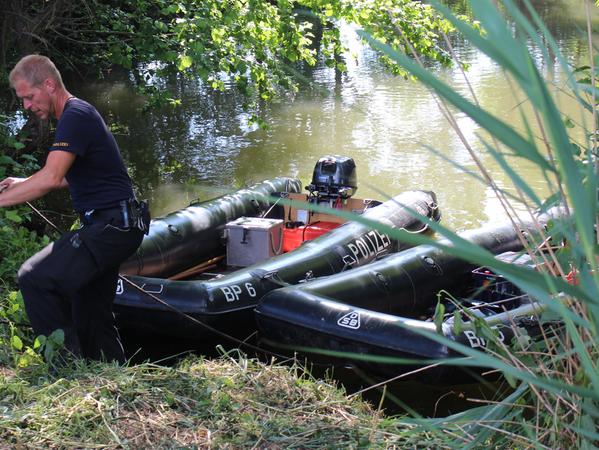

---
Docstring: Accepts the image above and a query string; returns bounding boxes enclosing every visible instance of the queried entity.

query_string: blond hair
[9,54,65,89]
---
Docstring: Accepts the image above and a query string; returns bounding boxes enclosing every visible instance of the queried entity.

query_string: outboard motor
[306,155,357,201]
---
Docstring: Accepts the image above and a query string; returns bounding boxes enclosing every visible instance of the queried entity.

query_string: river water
[44,0,593,232]
[2,1,593,229]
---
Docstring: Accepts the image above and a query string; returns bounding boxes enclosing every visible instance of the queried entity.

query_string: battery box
[225,217,284,267]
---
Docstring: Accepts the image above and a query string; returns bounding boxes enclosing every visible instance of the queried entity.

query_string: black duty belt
[80,199,151,234]
[80,204,127,227]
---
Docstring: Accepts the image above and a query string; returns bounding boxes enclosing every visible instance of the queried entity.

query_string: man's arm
[0,150,75,207]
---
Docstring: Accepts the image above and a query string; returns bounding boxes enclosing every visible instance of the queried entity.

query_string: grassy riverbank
[0,347,450,448]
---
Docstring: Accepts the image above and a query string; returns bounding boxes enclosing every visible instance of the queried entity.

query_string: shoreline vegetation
[0,355,417,448]
[1,0,598,448]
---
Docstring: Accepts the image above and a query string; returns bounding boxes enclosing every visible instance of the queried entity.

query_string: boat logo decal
[342,254,357,267]
[115,278,124,295]
[338,311,360,329]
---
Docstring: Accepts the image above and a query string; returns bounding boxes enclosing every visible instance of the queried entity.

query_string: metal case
[226,217,284,267]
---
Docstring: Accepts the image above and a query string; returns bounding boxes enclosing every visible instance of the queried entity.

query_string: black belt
[80,199,151,234]
[80,204,127,227]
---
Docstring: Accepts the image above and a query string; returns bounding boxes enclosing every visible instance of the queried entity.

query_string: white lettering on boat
[345,230,391,266]
[116,278,124,295]
[221,282,257,302]
[245,282,257,297]
[463,328,506,348]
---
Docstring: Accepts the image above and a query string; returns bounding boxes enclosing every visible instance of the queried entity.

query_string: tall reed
[352,0,598,447]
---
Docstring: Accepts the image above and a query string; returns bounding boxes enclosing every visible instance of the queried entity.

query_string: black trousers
[18,220,143,363]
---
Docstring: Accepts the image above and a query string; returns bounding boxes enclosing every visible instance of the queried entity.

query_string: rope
[119,276,289,359]
[260,195,282,218]
[398,223,430,234]
[397,201,439,235]
[269,226,284,255]
[26,202,63,234]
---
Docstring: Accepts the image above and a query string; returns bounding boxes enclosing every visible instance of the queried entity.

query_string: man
[0,54,148,364]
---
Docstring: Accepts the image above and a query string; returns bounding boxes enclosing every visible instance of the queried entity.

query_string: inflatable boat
[114,156,441,339]
[255,219,563,381]
[119,176,302,278]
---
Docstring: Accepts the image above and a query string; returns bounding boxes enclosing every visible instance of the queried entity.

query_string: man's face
[13,78,54,120]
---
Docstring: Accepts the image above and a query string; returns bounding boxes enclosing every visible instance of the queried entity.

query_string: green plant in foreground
[0,128,47,282]
[0,123,52,368]
[346,0,599,447]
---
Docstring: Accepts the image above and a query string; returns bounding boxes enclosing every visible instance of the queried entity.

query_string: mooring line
[118,275,290,360]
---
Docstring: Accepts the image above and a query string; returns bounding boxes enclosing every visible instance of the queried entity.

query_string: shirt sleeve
[49,108,92,157]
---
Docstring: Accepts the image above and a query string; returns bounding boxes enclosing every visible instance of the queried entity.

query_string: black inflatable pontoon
[120,177,302,278]
[113,190,441,339]
[255,219,562,380]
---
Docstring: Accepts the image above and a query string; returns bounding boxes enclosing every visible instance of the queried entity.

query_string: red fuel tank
[283,221,340,253]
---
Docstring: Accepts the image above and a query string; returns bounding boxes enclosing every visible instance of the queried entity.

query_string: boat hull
[256,290,547,381]
[114,190,441,339]
[255,219,557,380]
[267,221,531,317]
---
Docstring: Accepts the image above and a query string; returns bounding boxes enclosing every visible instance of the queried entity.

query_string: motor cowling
[306,155,357,200]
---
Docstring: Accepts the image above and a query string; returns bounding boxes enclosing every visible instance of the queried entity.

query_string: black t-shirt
[49,98,134,212]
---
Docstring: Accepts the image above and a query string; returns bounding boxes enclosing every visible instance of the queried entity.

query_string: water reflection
[1,1,595,228]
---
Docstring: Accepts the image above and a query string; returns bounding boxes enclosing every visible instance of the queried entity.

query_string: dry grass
[0,353,445,449]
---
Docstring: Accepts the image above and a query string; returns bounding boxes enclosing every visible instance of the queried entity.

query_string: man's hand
[0,177,26,193]
[0,151,74,207]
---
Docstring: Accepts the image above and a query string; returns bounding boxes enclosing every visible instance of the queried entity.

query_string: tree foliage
[1,0,452,102]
